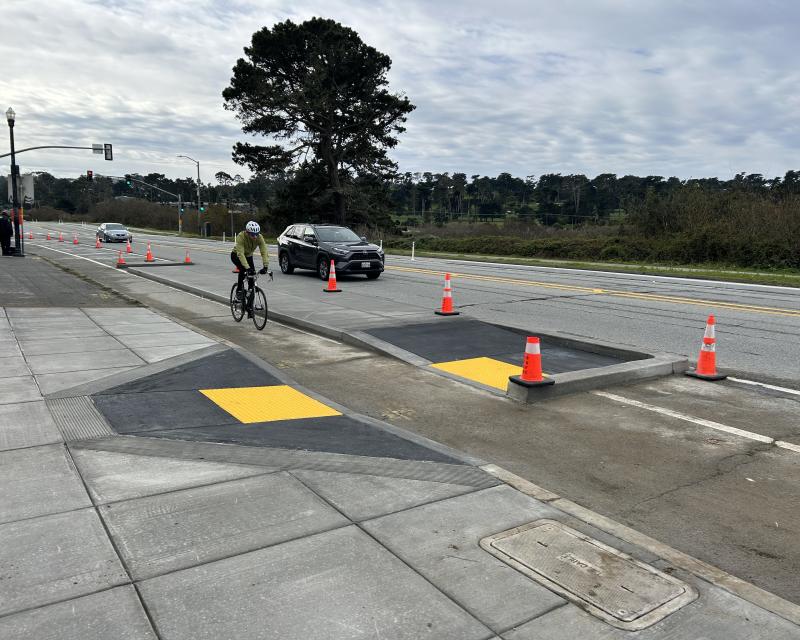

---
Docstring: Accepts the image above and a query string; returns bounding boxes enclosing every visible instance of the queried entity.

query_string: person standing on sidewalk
[0,210,14,256]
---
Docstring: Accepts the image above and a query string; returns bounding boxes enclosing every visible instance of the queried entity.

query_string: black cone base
[509,375,555,388]
[685,370,727,381]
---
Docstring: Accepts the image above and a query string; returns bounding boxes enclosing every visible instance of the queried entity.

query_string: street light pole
[177,155,202,236]
[5,107,23,256]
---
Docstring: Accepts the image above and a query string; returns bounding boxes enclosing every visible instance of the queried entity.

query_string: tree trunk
[322,139,346,225]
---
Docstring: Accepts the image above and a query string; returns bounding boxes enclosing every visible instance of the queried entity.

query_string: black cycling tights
[230,251,255,291]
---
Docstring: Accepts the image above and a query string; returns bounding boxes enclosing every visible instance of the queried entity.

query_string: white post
[223,231,226,243]
[411,242,415,261]
[379,238,383,251]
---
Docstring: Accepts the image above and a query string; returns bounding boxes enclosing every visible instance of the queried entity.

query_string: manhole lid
[481,520,697,630]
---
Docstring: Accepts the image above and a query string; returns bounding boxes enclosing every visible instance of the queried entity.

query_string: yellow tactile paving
[431,357,524,391]
[200,385,341,423]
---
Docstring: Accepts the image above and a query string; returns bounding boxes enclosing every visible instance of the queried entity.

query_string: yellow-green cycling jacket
[234,231,269,269]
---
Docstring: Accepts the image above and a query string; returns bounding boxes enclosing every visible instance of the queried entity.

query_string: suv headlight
[332,247,348,255]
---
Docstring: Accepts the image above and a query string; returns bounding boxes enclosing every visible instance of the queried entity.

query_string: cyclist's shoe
[258,267,269,275]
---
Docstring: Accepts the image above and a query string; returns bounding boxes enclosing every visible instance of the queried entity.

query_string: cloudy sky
[2,0,799,184]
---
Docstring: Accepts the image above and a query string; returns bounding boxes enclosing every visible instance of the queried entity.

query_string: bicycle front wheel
[230,283,245,322]
[251,287,268,330]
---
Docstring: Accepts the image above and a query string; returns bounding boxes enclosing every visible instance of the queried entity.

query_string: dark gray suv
[277,224,384,280]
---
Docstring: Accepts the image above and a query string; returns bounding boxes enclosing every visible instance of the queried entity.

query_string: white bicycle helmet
[245,221,260,234]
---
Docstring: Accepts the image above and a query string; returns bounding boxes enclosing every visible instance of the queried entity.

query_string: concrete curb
[117,261,194,269]
[481,464,800,627]
[507,353,689,402]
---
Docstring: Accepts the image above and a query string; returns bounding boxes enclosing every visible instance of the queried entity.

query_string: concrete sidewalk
[1,263,800,637]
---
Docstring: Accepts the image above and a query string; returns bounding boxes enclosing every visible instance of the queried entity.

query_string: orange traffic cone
[46,231,51,240]
[95,237,101,249]
[116,250,126,267]
[126,239,132,253]
[323,260,341,292]
[73,234,79,245]
[145,242,155,262]
[58,232,64,242]
[28,231,33,239]
[184,246,192,264]
[435,273,459,316]
[232,266,240,273]
[509,337,555,388]
[686,315,727,380]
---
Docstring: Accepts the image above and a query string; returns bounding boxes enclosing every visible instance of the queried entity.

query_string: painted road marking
[201,385,341,423]
[431,357,524,390]
[592,391,791,448]
[728,377,800,397]
[388,265,800,318]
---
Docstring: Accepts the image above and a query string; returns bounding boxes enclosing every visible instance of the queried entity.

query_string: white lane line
[31,243,121,269]
[728,377,800,397]
[592,391,775,444]
[776,441,800,453]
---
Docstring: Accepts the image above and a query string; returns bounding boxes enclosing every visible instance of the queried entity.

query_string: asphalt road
[27,220,800,384]
[22,222,800,606]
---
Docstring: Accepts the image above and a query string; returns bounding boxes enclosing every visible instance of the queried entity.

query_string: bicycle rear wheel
[230,283,245,322]
[251,287,268,330]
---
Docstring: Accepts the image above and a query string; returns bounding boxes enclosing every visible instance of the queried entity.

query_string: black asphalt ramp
[143,415,462,464]
[366,319,631,371]
[97,349,282,395]
[91,347,462,464]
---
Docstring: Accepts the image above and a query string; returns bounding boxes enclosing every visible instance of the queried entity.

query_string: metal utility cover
[480,520,697,630]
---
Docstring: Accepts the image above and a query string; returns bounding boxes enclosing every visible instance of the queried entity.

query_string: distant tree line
[10,168,800,268]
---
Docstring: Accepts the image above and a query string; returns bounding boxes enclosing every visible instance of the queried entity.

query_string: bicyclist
[231,221,269,300]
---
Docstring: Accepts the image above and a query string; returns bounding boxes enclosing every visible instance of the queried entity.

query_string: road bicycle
[230,269,272,330]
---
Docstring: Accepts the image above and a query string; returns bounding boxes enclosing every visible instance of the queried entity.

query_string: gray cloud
[1,0,798,182]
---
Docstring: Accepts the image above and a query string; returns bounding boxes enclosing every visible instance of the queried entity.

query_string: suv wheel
[279,252,294,274]
[317,256,330,281]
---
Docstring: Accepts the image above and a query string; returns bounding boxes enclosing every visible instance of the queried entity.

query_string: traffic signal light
[199,205,205,212]
[124,174,132,187]
[87,170,93,181]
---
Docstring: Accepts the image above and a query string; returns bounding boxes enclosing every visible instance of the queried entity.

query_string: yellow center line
[388,265,800,318]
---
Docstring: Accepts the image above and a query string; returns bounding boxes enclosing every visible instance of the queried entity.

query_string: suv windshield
[106,223,125,230]
[315,226,361,243]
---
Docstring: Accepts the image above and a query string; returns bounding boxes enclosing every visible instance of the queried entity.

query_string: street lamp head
[177,154,199,165]
[6,107,15,124]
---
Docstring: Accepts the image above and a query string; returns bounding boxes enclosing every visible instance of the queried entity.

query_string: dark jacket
[0,215,13,239]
